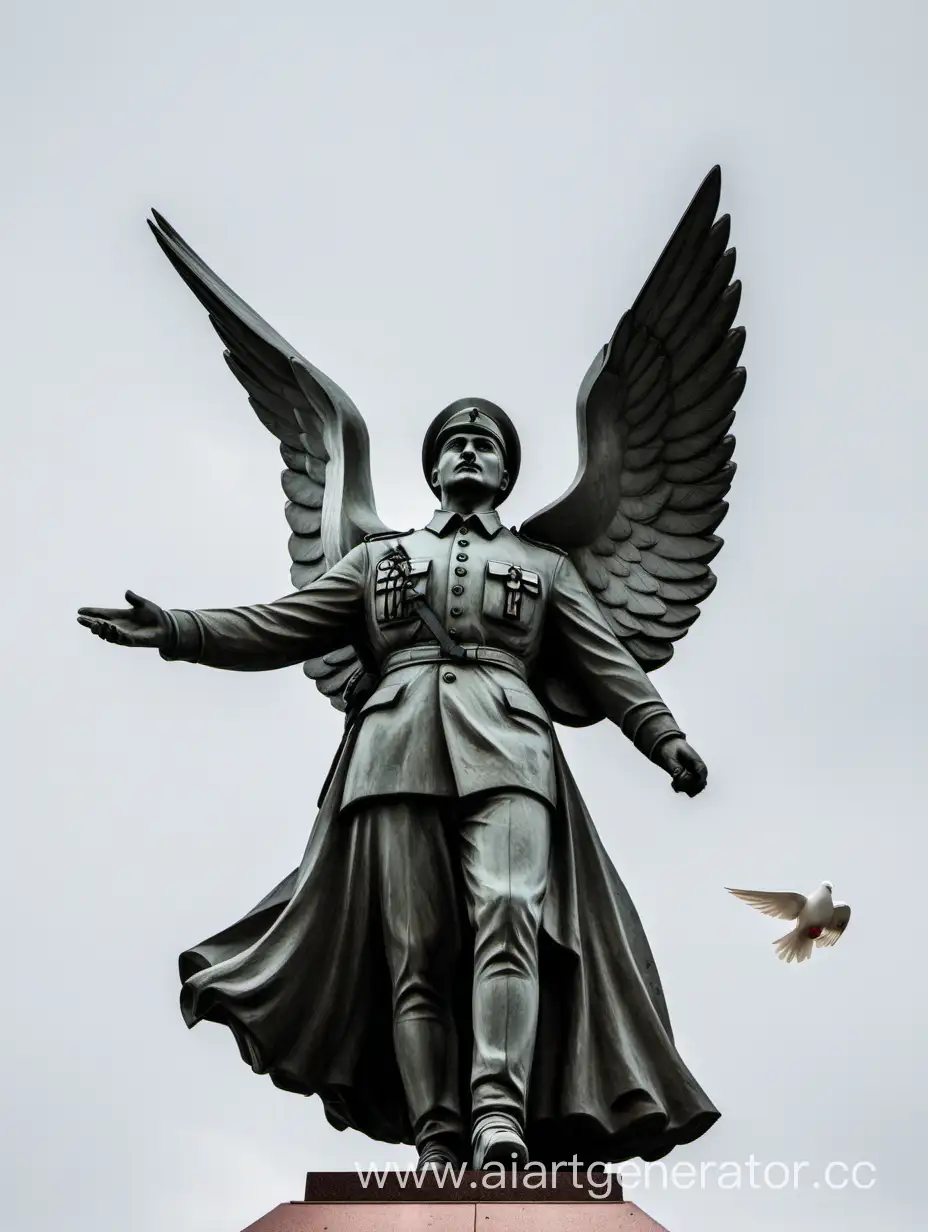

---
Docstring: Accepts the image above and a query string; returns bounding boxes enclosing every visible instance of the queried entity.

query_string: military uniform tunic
[161,509,684,812]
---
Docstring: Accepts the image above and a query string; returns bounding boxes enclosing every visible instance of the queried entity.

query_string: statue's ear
[430,468,440,489]
[499,470,510,493]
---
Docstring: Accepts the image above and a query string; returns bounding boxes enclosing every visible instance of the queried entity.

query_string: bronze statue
[78,166,744,1172]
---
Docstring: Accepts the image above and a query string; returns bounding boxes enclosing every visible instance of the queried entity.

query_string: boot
[471,1111,529,1170]
[416,1136,464,1174]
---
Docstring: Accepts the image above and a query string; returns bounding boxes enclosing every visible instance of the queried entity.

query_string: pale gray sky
[6,2,926,1229]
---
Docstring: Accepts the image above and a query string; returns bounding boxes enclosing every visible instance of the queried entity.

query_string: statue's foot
[416,1138,463,1174]
[471,1112,529,1170]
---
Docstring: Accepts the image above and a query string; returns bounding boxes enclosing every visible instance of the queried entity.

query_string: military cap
[421,398,521,503]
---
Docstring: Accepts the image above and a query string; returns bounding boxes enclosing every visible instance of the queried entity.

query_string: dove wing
[816,902,851,946]
[726,888,807,920]
[148,211,394,711]
[521,166,745,673]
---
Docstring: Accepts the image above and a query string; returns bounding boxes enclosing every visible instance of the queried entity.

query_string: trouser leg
[458,791,552,1128]
[372,797,465,1152]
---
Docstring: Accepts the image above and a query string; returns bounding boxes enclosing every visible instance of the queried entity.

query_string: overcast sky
[6,2,927,1230]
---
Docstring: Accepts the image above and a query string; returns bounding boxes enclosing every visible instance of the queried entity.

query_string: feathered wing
[726,888,807,921]
[522,166,745,673]
[148,211,392,710]
[816,902,851,946]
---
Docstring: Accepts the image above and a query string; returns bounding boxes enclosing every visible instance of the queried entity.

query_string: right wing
[816,902,852,946]
[148,211,394,710]
[522,166,744,673]
[726,887,807,921]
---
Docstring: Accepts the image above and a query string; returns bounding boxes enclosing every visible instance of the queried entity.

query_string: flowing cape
[180,732,719,1164]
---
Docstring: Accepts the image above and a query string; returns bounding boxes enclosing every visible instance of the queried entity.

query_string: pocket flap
[502,686,550,724]
[358,681,407,716]
[486,560,540,595]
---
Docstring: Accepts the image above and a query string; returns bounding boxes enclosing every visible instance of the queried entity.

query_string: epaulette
[512,527,568,557]
[363,528,414,543]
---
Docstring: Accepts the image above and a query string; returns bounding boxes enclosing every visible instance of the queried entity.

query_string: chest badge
[504,565,525,620]
[375,545,430,624]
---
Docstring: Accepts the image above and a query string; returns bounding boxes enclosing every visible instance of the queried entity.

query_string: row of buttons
[446,536,470,655]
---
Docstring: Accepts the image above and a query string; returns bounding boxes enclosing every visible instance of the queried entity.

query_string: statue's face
[431,431,509,503]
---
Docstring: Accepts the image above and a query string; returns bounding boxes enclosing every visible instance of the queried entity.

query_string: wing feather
[149,210,393,711]
[726,888,807,921]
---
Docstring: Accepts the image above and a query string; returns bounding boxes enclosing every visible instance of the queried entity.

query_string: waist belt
[381,643,527,681]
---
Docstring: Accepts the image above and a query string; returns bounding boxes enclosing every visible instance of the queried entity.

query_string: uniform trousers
[362,789,551,1151]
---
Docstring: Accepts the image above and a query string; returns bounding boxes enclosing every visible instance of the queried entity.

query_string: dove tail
[773,927,814,964]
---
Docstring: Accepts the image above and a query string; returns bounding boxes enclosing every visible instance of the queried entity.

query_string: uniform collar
[425,509,503,539]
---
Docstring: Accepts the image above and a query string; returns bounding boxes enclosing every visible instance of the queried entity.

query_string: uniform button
[456,553,468,562]
[442,671,456,683]
[454,566,467,577]
[448,628,459,637]
[458,539,469,548]
[451,584,464,595]
[450,605,463,617]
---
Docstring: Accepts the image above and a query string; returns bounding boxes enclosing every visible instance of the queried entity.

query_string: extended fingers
[77,605,128,620]
[77,615,128,644]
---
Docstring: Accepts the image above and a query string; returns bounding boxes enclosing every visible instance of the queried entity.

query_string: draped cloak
[179,726,719,1165]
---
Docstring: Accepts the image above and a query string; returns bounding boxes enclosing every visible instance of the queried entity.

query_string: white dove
[726,881,851,963]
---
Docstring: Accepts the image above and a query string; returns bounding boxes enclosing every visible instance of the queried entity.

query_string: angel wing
[522,165,744,673]
[147,211,393,711]
[816,902,851,946]
[725,888,807,921]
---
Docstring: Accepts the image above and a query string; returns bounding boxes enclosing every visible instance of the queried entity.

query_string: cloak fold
[180,731,718,1164]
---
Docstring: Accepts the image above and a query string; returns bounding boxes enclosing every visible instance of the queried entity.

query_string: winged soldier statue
[78,166,744,1171]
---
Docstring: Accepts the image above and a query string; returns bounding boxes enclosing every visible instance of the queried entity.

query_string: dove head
[822,880,834,892]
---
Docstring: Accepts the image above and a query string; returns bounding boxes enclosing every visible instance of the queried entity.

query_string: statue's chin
[444,475,500,508]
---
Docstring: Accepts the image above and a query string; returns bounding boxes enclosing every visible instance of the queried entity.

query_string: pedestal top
[303,1169,625,1203]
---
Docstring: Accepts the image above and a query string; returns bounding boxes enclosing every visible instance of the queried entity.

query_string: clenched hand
[655,736,708,797]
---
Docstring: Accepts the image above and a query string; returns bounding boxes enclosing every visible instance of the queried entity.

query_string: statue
[78,166,744,1173]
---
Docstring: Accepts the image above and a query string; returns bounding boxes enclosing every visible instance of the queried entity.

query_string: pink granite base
[243,1200,668,1230]
[241,1173,669,1232]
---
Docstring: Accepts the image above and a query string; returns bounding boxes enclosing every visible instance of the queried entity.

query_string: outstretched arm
[549,555,708,796]
[78,545,368,672]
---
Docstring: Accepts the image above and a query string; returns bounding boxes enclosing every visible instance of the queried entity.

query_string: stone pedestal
[241,1173,669,1231]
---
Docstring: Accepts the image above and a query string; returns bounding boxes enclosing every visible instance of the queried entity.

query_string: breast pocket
[374,557,431,626]
[483,560,541,627]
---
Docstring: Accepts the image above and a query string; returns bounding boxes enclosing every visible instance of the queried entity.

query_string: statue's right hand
[77,590,169,649]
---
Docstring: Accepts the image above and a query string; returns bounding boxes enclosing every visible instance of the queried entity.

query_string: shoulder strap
[363,528,414,543]
[513,528,568,557]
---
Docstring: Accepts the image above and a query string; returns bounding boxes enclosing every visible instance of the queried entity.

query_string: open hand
[656,737,708,797]
[77,590,168,649]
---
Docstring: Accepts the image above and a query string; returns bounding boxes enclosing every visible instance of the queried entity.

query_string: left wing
[522,166,745,672]
[148,211,393,711]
